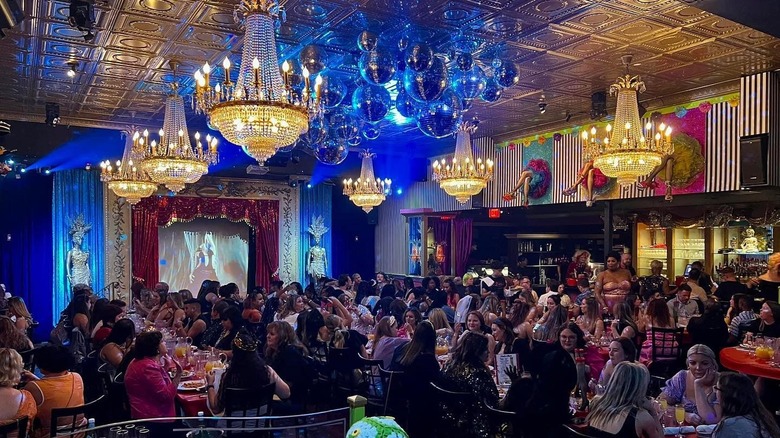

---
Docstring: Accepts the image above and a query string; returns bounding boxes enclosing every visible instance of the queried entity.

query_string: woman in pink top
[124,331,182,424]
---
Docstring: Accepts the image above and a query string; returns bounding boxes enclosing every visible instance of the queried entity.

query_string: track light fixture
[538,95,547,114]
[66,60,78,78]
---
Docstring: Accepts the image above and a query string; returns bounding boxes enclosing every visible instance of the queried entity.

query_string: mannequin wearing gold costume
[306,216,329,284]
[66,214,92,287]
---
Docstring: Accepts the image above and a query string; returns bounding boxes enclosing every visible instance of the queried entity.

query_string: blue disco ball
[357,30,378,52]
[405,43,434,72]
[456,52,474,71]
[403,56,448,103]
[329,112,360,141]
[481,79,503,103]
[451,65,487,100]
[347,135,362,146]
[495,61,519,88]
[319,76,347,109]
[299,45,326,75]
[461,99,473,111]
[352,85,391,122]
[395,87,417,118]
[277,140,299,153]
[358,49,397,85]
[416,89,462,138]
[299,116,328,145]
[314,139,349,165]
[362,125,381,140]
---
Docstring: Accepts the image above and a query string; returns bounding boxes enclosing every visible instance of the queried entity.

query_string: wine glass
[658,398,668,425]
[675,405,685,438]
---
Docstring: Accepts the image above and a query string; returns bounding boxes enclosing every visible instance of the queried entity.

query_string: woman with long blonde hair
[576,297,604,341]
[586,362,663,437]
[428,308,453,338]
[7,297,33,334]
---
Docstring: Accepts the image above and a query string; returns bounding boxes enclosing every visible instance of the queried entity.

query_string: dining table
[720,346,780,380]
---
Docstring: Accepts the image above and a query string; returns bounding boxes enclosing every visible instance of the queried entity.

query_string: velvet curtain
[53,170,105,321]
[432,218,452,275]
[453,218,473,276]
[132,197,279,290]
[0,174,54,338]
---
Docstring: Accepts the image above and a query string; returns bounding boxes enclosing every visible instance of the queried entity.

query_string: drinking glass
[109,426,123,438]
[137,429,150,438]
[658,398,668,426]
[675,405,685,438]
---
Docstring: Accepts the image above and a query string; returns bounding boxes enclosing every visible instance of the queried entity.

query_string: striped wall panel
[374,194,408,275]
[482,137,524,208]
[551,134,584,204]
[769,72,780,187]
[740,73,770,136]
[706,102,740,192]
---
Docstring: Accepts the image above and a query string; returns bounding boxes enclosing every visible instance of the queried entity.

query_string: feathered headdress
[308,215,329,240]
[68,214,92,237]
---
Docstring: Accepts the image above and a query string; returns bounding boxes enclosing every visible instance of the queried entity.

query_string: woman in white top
[275,293,306,328]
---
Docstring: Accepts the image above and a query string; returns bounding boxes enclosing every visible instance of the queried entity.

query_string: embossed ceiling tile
[559,4,631,33]
[38,67,80,84]
[653,4,710,27]
[285,0,351,26]
[516,24,586,51]
[96,63,145,81]
[105,33,165,55]
[179,26,235,50]
[607,17,674,44]
[137,81,172,95]
[426,0,490,29]
[458,0,512,11]
[629,54,687,73]
[666,39,741,62]
[146,70,179,85]
[38,80,76,92]
[102,49,153,67]
[333,11,385,34]
[86,87,127,99]
[0,34,31,50]
[749,40,780,59]
[125,0,195,20]
[47,0,109,28]
[556,35,619,60]
[189,2,238,32]
[0,50,28,65]
[522,51,578,73]
[585,46,658,66]
[476,13,527,39]
[683,70,742,86]
[276,22,317,45]
[688,15,747,38]
[113,13,180,39]
[727,28,777,49]
[548,78,593,97]
[653,62,716,81]
[609,0,676,13]
[89,75,137,91]
[168,44,223,65]
[41,40,93,59]
[708,51,776,75]
[490,42,543,63]
[43,22,98,44]
[40,54,78,70]
[637,29,707,53]
[514,0,593,22]
[314,30,354,52]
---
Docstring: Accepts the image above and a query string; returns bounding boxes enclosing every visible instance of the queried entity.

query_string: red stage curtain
[133,197,279,290]
[131,204,159,287]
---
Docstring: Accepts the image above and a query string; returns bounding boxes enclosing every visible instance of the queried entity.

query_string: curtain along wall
[298,184,333,284]
[53,170,106,321]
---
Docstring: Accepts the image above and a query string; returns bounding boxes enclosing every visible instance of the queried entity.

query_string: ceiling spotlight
[66,60,78,78]
[68,0,96,42]
[538,95,547,114]
[565,110,572,122]
[45,102,60,127]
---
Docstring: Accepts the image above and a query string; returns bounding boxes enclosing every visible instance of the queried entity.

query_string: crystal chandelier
[192,0,320,164]
[343,151,391,213]
[583,55,674,187]
[432,119,494,204]
[99,128,158,205]
[139,80,218,193]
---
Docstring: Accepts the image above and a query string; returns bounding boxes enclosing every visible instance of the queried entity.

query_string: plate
[177,379,206,391]
[169,370,194,379]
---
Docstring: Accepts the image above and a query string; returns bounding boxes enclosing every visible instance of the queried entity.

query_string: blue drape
[0,174,54,340]
[53,170,105,321]
[299,184,332,284]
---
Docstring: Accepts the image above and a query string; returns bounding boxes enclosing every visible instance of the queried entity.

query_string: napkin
[663,426,695,435]
[695,424,716,436]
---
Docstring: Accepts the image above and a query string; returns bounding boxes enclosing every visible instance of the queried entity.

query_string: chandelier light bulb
[195,132,201,141]
[302,67,310,78]
[282,60,290,73]
[222,58,231,70]
[252,57,260,69]
[178,129,184,137]
[67,69,76,78]
[158,129,164,137]
[202,62,211,75]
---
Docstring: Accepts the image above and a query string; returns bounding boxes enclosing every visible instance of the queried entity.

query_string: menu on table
[496,353,519,387]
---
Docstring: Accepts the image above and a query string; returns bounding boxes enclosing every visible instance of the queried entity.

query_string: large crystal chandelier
[139,78,218,193]
[432,119,494,204]
[192,0,319,164]
[99,128,158,205]
[343,151,391,213]
[583,55,674,187]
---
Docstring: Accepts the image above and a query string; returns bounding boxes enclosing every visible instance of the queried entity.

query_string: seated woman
[508,301,534,340]
[99,318,136,373]
[442,331,499,438]
[371,316,408,369]
[399,307,422,339]
[480,295,501,326]
[712,372,780,437]
[744,301,780,339]
[264,321,310,407]
[586,362,663,438]
[297,309,330,368]
[155,291,185,329]
[611,301,638,340]
[200,301,231,350]
[599,337,639,387]
[576,297,605,342]
[687,298,728,355]
[214,306,243,358]
[534,304,569,344]
[7,297,33,336]
[124,331,182,425]
[639,298,678,365]
[659,344,720,425]
[276,293,306,327]
[92,304,124,347]
[206,331,290,416]
[456,311,495,354]
[133,289,159,319]
[536,294,562,326]
[492,317,523,356]
[23,345,85,438]
[0,316,33,351]
[0,348,36,435]
[428,308,453,339]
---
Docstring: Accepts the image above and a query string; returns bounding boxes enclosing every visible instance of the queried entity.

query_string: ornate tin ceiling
[1,0,779,145]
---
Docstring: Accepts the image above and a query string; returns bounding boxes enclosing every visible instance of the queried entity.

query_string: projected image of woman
[190,233,218,291]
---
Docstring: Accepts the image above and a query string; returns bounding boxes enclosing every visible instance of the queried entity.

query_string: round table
[720,346,780,380]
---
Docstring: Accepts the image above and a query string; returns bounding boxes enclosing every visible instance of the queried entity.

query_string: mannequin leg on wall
[639,156,675,202]
[503,171,533,207]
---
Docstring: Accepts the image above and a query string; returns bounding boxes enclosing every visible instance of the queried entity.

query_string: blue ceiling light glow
[307,183,312,188]
[396,188,402,195]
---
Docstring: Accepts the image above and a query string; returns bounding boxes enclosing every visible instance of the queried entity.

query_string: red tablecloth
[720,347,780,380]
[177,391,208,417]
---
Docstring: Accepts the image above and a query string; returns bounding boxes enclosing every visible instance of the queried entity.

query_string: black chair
[327,347,361,399]
[377,366,406,417]
[647,375,667,398]
[107,372,131,423]
[357,356,384,413]
[18,348,37,373]
[49,395,105,438]
[223,382,276,434]
[560,424,601,438]
[429,382,472,438]
[647,327,684,378]
[484,399,518,438]
[0,416,28,438]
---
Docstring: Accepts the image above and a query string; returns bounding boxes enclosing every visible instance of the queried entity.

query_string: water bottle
[85,418,96,438]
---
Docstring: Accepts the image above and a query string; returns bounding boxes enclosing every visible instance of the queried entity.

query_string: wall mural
[408,216,423,276]
[500,136,553,206]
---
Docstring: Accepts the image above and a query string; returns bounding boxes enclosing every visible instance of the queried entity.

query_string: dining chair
[429,382,472,438]
[222,382,276,434]
[484,399,518,438]
[49,395,105,438]
[647,327,684,378]
[0,416,28,438]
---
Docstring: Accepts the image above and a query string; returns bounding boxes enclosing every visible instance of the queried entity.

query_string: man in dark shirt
[261,280,285,324]
[691,261,715,293]
[714,266,748,302]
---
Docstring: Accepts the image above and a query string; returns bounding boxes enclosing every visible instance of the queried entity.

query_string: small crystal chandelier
[343,151,391,213]
[192,0,321,164]
[99,128,158,205]
[139,63,218,193]
[432,119,494,204]
[583,55,674,187]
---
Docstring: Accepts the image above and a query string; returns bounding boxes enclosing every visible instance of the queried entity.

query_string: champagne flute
[675,405,685,438]
[659,398,668,425]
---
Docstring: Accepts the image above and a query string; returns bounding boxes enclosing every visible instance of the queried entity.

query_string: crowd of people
[0,251,779,437]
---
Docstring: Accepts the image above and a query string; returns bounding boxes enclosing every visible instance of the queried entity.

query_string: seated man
[667,284,699,325]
